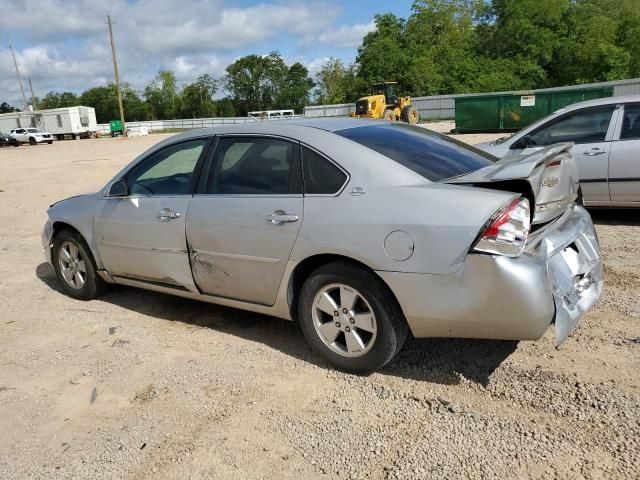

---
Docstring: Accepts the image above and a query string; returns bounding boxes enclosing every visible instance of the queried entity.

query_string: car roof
[560,94,640,111]
[168,117,383,143]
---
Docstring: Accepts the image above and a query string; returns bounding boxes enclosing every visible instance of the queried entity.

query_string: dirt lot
[0,132,638,480]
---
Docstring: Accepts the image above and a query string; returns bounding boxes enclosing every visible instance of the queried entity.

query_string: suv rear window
[336,123,497,181]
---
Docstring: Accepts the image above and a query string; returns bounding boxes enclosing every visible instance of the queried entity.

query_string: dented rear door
[186,135,303,305]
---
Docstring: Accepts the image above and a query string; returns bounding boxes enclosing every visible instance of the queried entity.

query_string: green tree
[356,14,409,91]
[277,62,314,112]
[180,74,218,118]
[0,102,19,113]
[226,52,288,115]
[314,58,348,104]
[38,91,79,109]
[214,97,236,117]
[79,84,148,123]
[144,70,181,119]
[313,58,367,104]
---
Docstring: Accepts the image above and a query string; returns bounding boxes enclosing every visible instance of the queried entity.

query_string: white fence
[96,115,303,134]
[304,77,640,120]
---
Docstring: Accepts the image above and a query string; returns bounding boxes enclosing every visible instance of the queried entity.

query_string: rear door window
[206,137,301,195]
[301,146,347,194]
[620,104,640,140]
[335,123,496,181]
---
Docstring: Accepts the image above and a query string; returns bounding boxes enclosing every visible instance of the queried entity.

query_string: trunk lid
[446,143,580,225]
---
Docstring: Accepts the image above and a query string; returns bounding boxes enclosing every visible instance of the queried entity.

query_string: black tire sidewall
[52,231,103,300]
[298,264,404,373]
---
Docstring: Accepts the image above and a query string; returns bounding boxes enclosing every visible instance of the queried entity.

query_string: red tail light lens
[473,197,530,257]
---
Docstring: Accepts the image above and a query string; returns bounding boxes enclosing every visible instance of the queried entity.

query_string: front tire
[401,105,419,124]
[383,109,395,121]
[29,137,36,145]
[298,261,408,374]
[52,230,107,300]
[47,140,53,144]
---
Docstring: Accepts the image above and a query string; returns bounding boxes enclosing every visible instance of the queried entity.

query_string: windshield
[336,123,497,182]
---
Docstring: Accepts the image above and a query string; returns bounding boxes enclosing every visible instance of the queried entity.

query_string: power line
[8,42,28,110]
[107,15,127,138]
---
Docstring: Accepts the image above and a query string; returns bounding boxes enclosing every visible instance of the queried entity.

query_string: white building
[0,106,98,139]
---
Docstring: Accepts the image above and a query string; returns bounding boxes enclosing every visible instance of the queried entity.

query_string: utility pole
[9,42,28,110]
[28,78,37,110]
[107,15,126,137]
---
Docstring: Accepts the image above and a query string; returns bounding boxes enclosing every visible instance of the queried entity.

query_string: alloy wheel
[58,241,87,289]
[312,283,378,357]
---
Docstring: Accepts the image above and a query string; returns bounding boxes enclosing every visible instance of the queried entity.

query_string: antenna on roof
[8,41,28,111]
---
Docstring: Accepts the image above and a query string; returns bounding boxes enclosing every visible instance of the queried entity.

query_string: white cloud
[316,21,375,49]
[0,0,371,106]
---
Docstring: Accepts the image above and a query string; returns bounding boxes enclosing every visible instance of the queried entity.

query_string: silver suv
[10,128,54,145]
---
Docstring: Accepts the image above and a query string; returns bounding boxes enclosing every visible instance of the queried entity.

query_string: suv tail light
[473,197,530,257]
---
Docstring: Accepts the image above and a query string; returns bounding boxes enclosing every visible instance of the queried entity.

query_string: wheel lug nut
[345,326,351,332]
[335,322,341,328]
[350,318,355,324]
[342,308,348,314]
[333,311,339,316]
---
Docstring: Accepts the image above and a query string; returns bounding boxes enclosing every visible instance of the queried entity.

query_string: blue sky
[0,0,413,106]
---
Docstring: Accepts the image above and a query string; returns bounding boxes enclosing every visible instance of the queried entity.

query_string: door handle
[266,211,299,224]
[583,149,607,156]
[157,208,181,221]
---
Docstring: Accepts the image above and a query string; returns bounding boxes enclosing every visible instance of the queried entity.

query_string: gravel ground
[0,131,638,480]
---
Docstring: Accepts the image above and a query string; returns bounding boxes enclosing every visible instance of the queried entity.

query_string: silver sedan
[478,95,640,207]
[42,119,603,373]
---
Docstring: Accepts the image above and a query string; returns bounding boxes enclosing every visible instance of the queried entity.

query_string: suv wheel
[298,261,408,373]
[29,137,37,145]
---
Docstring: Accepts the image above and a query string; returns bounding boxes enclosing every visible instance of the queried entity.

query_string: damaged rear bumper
[377,205,603,344]
[528,205,603,345]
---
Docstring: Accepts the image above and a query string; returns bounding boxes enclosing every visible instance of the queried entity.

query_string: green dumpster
[109,119,124,137]
[455,87,614,133]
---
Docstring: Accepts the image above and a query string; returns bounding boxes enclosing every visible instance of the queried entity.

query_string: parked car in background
[0,132,19,147]
[477,95,640,207]
[42,119,602,373]
[10,128,53,145]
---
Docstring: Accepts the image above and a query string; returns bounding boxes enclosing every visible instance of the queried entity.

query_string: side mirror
[108,179,128,197]
[511,135,536,150]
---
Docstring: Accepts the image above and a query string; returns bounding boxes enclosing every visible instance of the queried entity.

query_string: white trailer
[0,106,98,140]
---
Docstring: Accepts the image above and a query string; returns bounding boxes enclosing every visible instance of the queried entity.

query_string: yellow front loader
[350,82,419,124]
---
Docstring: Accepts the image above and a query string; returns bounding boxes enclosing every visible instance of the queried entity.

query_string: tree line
[3,0,639,123]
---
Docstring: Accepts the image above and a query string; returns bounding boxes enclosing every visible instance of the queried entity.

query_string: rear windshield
[336,123,497,181]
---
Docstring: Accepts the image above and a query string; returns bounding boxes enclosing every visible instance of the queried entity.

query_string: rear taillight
[473,197,530,257]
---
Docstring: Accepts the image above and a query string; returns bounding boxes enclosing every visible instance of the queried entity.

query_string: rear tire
[383,109,395,121]
[401,105,419,124]
[29,137,36,145]
[298,261,408,374]
[52,230,108,300]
